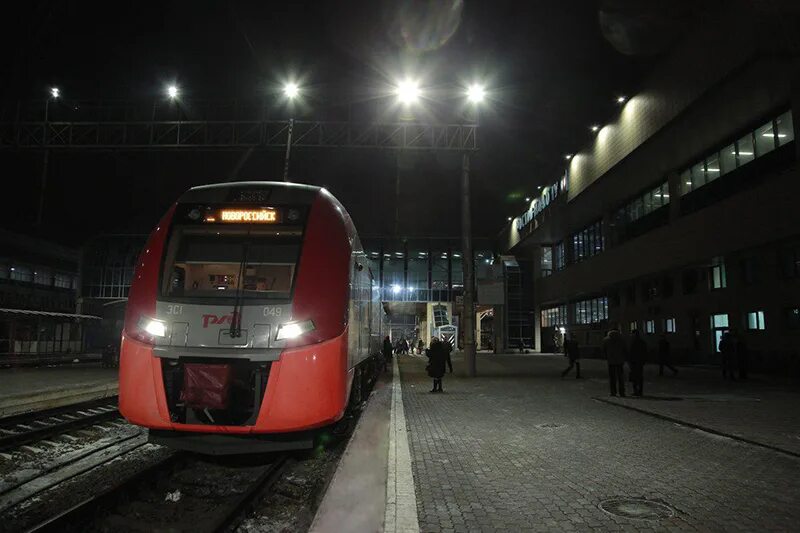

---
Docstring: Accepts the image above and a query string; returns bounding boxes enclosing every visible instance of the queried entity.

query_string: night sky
[0,0,711,247]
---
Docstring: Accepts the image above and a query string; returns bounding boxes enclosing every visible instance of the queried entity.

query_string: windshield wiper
[229,231,251,338]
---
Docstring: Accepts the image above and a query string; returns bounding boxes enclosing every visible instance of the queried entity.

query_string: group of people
[382,335,453,393]
[583,327,679,398]
[600,328,648,397]
[391,337,427,355]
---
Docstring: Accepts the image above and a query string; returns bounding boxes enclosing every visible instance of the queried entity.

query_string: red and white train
[119,182,384,454]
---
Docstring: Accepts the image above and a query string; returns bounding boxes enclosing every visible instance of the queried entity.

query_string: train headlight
[275,320,315,341]
[138,316,167,338]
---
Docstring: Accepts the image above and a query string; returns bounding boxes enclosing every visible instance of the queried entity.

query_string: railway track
[0,398,120,453]
[25,451,290,533]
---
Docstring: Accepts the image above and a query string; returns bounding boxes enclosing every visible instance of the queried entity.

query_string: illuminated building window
[10,265,33,283]
[541,305,568,328]
[540,246,552,277]
[746,311,765,331]
[664,317,676,333]
[645,319,655,334]
[710,258,727,290]
[616,182,669,226]
[570,221,604,263]
[571,297,608,325]
[681,110,793,196]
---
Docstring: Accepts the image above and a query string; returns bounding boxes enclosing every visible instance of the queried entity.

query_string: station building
[0,229,97,364]
[501,6,800,373]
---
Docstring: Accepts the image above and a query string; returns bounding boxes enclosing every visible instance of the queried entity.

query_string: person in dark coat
[603,327,627,397]
[628,330,647,397]
[426,337,447,392]
[560,334,581,379]
[383,336,393,362]
[441,336,454,373]
[657,334,678,376]
[719,331,736,380]
[417,339,424,355]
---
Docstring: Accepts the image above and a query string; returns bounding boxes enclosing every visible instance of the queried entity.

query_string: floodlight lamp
[283,82,300,99]
[396,80,420,104]
[466,83,486,104]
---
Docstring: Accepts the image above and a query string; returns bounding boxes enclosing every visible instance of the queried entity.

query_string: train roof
[178,181,322,205]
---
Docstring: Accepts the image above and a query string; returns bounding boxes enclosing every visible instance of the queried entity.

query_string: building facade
[501,5,800,373]
[0,229,96,364]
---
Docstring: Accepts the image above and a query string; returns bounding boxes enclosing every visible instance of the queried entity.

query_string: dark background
[0,0,717,246]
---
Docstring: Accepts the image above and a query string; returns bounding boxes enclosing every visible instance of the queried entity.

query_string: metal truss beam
[0,119,477,151]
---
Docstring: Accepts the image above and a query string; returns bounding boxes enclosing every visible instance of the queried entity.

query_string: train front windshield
[161,227,302,300]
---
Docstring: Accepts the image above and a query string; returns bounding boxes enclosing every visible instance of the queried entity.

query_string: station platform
[0,363,118,419]
[312,352,800,532]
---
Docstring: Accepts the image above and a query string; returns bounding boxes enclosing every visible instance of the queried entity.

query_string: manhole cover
[536,423,563,429]
[599,498,675,520]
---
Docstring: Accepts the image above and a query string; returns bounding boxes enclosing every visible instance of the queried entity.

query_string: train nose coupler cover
[180,363,232,410]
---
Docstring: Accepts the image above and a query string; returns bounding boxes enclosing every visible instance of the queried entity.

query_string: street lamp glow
[616,95,626,104]
[466,83,486,104]
[590,125,599,133]
[395,80,421,104]
[507,216,512,222]
[283,82,300,99]
[525,197,530,202]
[166,85,179,99]
[564,154,573,160]
[50,87,60,99]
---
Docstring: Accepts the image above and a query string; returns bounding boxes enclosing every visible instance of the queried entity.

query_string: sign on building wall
[515,172,568,231]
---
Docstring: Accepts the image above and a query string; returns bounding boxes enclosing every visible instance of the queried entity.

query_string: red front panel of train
[119,186,357,436]
[119,328,351,433]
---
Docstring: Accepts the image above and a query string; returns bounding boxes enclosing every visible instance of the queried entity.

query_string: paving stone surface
[398,353,800,532]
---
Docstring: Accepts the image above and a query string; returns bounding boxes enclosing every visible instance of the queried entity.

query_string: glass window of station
[682,110,794,195]
[541,305,567,327]
[616,182,670,225]
[572,297,608,325]
[570,221,604,263]
[746,311,766,331]
[540,247,553,277]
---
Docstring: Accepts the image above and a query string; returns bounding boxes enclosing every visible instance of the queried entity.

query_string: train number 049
[263,307,283,317]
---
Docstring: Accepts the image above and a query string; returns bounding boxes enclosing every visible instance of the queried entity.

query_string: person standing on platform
[658,334,678,376]
[719,331,736,380]
[560,334,581,379]
[383,336,393,361]
[426,337,447,393]
[417,339,424,355]
[628,330,647,397]
[442,336,454,374]
[603,326,627,397]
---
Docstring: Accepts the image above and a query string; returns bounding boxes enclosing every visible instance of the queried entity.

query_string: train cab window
[161,227,301,300]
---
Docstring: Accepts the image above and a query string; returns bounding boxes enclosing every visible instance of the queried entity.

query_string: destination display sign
[204,208,281,224]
